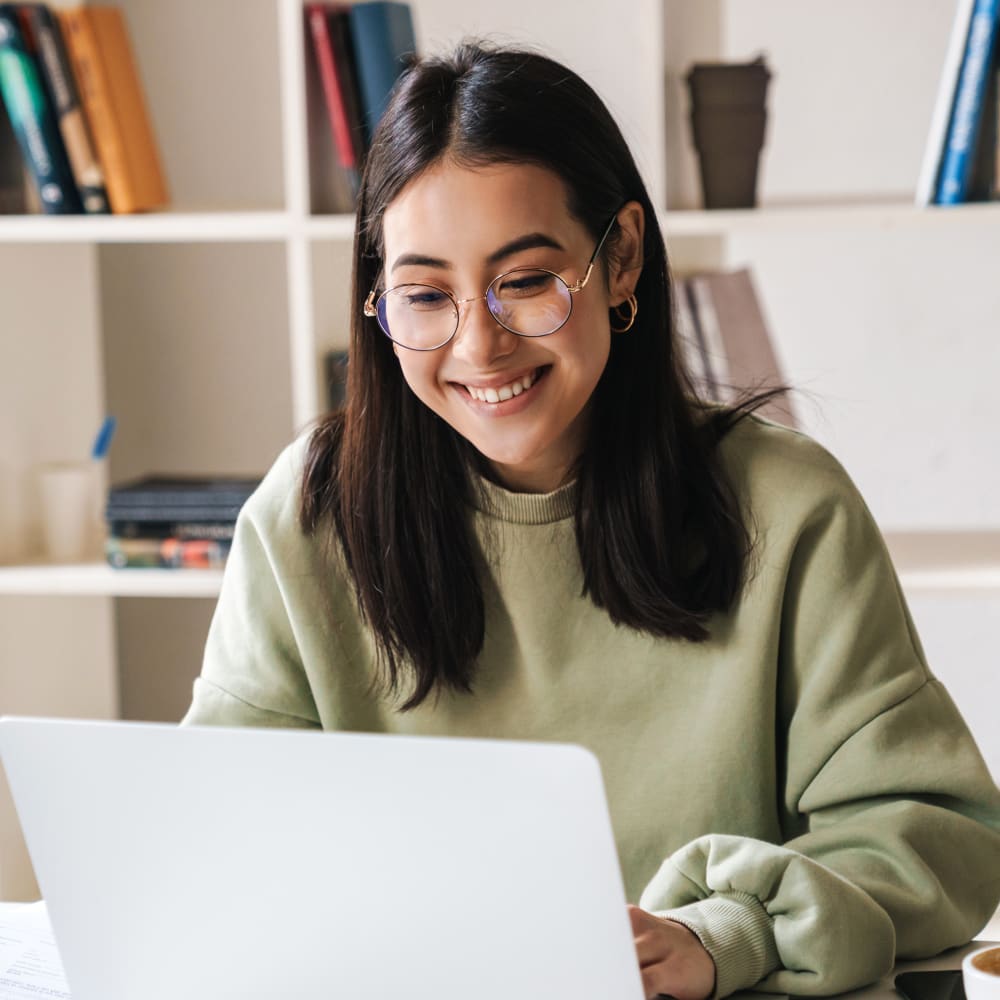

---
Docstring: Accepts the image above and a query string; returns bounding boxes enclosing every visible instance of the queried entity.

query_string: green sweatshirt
[183,415,1000,998]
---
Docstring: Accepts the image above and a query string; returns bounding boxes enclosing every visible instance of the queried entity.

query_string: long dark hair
[301,41,778,710]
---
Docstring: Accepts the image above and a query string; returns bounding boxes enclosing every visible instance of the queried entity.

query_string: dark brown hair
[301,42,780,709]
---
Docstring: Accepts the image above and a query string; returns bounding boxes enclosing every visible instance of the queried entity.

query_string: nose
[449,295,518,368]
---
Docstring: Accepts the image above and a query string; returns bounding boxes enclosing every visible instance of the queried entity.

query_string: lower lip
[453,367,551,417]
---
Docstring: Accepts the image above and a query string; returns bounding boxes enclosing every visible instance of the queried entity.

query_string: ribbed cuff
[657,890,780,999]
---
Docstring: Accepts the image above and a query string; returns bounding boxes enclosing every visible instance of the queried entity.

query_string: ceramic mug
[964,945,1000,1000]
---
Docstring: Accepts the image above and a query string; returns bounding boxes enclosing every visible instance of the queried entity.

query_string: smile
[462,367,542,403]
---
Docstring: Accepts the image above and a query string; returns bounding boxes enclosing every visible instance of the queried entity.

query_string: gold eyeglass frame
[363,213,619,351]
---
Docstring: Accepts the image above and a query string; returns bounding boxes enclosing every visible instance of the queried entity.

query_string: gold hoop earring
[610,294,638,333]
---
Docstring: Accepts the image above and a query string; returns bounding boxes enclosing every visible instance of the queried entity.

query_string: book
[916,0,976,206]
[967,49,999,199]
[307,4,362,194]
[995,60,1000,193]
[0,4,81,213]
[22,3,110,213]
[303,3,356,213]
[105,535,232,569]
[327,9,366,157]
[348,1,416,142]
[683,268,796,428]
[58,5,167,213]
[105,475,260,525]
[0,88,29,211]
[935,0,1000,205]
[109,519,236,540]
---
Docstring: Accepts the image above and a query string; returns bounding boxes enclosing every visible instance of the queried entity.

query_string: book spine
[59,6,166,214]
[328,9,366,166]
[109,520,237,541]
[968,48,999,199]
[348,2,416,139]
[0,4,81,213]
[916,0,977,207]
[105,505,247,523]
[936,0,1000,204]
[0,83,28,211]
[106,536,232,570]
[995,61,1000,194]
[57,7,123,210]
[25,4,109,213]
[307,4,357,176]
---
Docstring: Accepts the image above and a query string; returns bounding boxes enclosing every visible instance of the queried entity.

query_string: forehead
[382,160,578,264]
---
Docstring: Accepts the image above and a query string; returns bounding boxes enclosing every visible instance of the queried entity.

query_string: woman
[183,42,1000,1000]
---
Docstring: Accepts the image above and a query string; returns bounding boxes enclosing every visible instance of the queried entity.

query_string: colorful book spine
[58,5,167,214]
[0,4,81,213]
[109,520,237,541]
[23,4,110,214]
[106,536,232,570]
[916,0,976,207]
[935,0,1000,204]
[328,9,366,159]
[307,3,361,193]
[348,1,416,141]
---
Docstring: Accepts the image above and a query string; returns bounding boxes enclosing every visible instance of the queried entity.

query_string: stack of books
[104,476,260,570]
[304,1,416,213]
[917,0,1000,206]
[0,3,167,215]
[674,267,797,430]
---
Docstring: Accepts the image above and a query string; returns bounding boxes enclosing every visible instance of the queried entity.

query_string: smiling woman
[381,161,637,492]
[182,40,1000,1000]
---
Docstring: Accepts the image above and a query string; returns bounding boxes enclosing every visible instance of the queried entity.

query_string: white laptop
[0,717,644,1000]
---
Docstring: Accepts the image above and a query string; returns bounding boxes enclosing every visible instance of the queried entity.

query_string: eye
[496,270,558,298]
[398,286,452,311]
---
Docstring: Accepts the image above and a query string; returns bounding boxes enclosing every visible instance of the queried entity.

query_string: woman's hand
[628,904,716,1000]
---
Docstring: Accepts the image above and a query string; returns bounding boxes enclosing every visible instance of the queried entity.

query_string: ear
[607,201,645,307]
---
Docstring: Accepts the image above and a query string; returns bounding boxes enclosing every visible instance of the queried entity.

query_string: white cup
[964,945,1000,1000]
[37,462,101,563]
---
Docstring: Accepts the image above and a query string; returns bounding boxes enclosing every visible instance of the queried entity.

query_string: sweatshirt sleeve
[639,436,1000,998]
[182,443,322,730]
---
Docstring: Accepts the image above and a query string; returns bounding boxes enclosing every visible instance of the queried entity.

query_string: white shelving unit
[1,0,998,900]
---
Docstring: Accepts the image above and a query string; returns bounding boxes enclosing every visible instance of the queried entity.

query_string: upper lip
[450,366,542,390]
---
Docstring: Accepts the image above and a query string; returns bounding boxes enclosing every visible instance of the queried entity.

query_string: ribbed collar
[472,476,577,525]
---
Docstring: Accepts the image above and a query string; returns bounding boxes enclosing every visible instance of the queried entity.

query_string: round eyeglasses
[363,214,618,351]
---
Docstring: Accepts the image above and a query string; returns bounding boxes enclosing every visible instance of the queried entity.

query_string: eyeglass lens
[376,269,573,350]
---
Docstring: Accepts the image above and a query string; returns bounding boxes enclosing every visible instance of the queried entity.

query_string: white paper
[0,903,70,1000]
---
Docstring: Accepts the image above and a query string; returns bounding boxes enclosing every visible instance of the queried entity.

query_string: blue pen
[91,416,117,460]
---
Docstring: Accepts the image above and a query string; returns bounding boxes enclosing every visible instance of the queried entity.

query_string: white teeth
[466,369,539,404]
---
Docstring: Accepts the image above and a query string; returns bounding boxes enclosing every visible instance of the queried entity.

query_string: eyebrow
[390,232,565,274]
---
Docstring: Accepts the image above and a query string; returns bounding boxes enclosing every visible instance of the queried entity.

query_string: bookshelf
[1,0,998,900]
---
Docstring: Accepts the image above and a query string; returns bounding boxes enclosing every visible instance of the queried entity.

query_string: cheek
[395,353,444,408]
